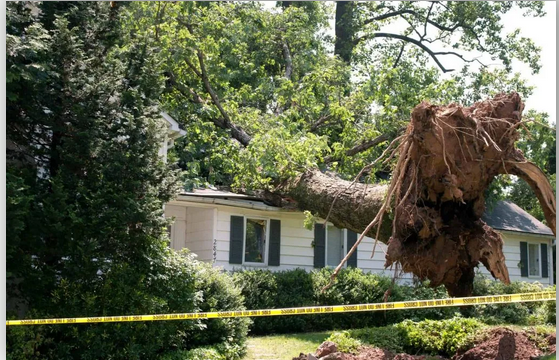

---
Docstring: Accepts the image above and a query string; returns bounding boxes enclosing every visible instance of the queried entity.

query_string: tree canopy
[120,1,551,192]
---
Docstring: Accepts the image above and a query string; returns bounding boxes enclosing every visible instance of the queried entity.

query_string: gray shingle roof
[482,200,554,236]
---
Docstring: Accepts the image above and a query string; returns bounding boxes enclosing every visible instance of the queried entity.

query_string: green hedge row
[234,267,554,335]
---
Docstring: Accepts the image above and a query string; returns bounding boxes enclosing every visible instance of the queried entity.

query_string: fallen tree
[278,93,556,296]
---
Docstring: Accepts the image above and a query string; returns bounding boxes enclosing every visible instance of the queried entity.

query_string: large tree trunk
[278,93,556,296]
[334,1,355,64]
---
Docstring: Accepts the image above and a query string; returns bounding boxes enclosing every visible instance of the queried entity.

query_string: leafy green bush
[7,250,248,360]
[325,331,361,354]
[350,326,405,353]
[395,317,485,356]
[470,274,552,325]
[545,285,556,325]
[233,268,314,334]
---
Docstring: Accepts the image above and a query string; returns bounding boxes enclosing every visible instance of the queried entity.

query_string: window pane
[528,244,540,276]
[327,226,343,266]
[245,219,266,263]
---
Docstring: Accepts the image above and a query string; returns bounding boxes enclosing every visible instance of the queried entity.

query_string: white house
[159,115,555,285]
[164,190,554,285]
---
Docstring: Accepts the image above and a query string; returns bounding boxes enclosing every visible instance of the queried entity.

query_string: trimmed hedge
[234,268,554,335]
[234,267,458,334]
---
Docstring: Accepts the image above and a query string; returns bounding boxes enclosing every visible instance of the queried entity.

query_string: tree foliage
[126,1,550,193]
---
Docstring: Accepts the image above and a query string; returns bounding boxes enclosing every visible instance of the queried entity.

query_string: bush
[470,274,551,325]
[395,317,485,356]
[235,268,463,334]
[234,268,553,335]
[350,326,405,353]
[7,250,248,360]
[325,331,361,354]
[233,268,314,334]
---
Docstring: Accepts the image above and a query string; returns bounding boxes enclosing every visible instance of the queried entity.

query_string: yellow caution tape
[6,291,556,326]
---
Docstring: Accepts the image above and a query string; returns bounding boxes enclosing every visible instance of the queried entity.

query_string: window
[244,218,267,263]
[326,225,344,267]
[528,243,540,277]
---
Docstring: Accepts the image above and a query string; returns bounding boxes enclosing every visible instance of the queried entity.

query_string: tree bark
[334,1,355,64]
[281,169,393,241]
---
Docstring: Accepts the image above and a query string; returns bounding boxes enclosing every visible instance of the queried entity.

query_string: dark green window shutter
[314,223,325,268]
[520,241,528,277]
[541,243,548,278]
[229,216,244,264]
[346,230,358,267]
[268,220,281,266]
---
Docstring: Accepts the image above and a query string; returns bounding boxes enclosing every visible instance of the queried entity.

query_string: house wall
[213,206,412,282]
[165,204,214,262]
[476,230,554,285]
[167,200,552,286]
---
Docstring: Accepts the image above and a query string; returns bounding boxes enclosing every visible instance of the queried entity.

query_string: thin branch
[432,51,487,67]
[355,32,454,73]
[324,127,405,164]
[393,41,406,68]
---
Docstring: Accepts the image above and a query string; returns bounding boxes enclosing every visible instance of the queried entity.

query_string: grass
[243,332,330,360]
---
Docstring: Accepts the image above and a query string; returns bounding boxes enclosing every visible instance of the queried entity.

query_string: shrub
[350,326,405,353]
[325,331,361,354]
[161,347,225,360]
[188,261,250,352]
[7,250,248,360]
[233,268,314,334]
[545,285,556,325]
[389,280,458,323]
[470,274,551,325]
[395,317,485,356]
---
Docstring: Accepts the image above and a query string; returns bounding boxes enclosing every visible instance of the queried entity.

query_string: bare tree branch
[324,127,406,164]
[355,32,454,72]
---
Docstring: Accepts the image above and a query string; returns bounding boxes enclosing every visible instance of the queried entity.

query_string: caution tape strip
[6,291,556,326]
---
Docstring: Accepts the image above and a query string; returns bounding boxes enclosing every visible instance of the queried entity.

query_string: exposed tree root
[281,93,555,296]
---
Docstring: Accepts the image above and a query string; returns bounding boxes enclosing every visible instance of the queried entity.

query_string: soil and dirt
[282,93,556,296]
[293,328,556,360]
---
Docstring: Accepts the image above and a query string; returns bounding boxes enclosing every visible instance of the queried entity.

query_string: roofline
[496,228,555,239]
[160,111,186,136]
[174,194,286,212]
[178,191,263,201]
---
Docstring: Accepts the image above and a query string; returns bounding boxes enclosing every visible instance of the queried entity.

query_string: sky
[261,1,557,123]
[501,1,556,123]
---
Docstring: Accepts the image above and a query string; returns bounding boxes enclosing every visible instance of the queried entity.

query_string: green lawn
[243,332,330,360]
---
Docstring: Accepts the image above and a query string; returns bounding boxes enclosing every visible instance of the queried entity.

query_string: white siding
[476,231,554,285]
[166,201,553,286]
[165,204,214,262]
[213,206,411,282]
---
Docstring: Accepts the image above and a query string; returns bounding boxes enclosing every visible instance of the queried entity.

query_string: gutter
[175,194,288,212]
[497,229,555,239]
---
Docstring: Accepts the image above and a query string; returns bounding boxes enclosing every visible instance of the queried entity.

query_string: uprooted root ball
[383,92,556,296]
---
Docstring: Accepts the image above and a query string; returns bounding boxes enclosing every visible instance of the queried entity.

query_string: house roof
[180,189,554,237]
[160,111,186,138]
[481,200,554,236]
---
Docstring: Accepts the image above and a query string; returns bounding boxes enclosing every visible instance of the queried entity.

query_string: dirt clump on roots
[453,328,546,360]
[379,93,556,296]
[292,346,448,360]
[546,333,555,354]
